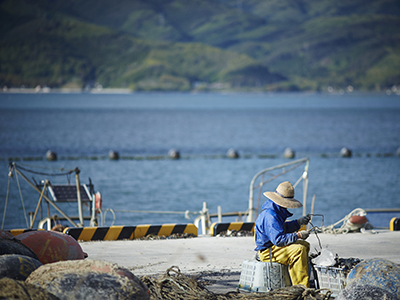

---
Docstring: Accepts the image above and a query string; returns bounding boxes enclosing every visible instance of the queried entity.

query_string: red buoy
[349,215,368,225]
[15,231,87,264]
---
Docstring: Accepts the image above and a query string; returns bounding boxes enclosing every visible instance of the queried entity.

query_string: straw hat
[263,181,302,209]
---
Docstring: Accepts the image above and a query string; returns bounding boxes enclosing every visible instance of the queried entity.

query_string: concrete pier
[79,230,400,293]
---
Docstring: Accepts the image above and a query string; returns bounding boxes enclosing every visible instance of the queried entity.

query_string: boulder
[0,229,14,239]
[27,260,149,300]
[0,237,39,260]
[0,277,59,300]
[346,258,400,299]
[0,254,42,280]
[337,283,397,300]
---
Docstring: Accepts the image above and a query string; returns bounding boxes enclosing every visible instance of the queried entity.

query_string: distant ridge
[1,0,399,92]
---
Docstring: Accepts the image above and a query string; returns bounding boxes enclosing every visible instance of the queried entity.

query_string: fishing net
[140,266,333,300]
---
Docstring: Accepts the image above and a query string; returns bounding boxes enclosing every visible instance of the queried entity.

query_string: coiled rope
[316,208,367,234]
[140,266,332,300]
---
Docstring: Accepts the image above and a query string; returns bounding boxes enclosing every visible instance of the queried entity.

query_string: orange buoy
[15,231,87,264]
[349,215,368,225]
[95,191,102,211]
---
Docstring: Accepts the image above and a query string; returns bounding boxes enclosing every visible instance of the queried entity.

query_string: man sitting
[254,181,311,287]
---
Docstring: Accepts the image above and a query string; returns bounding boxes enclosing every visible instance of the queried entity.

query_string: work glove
[298,214,311,226]
[297,230,310,240]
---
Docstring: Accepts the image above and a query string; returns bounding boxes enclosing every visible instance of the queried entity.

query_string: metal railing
[247,157,310,222]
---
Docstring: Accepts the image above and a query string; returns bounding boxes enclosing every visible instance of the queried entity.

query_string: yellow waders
[258,240,310,287]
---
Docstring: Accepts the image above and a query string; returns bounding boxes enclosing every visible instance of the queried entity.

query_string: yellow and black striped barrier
[390,217,400,231]
[210,222,254,236]
[9,228,45,236]
[63,223,198,241]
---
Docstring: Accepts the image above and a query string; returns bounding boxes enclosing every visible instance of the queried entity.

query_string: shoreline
[1,88,398,96]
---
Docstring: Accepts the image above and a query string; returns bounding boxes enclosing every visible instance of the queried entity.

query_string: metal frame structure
[8,163,97,228]
[247,157,310,222]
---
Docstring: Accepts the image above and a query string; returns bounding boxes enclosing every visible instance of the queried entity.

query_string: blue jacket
[254,199,300,251]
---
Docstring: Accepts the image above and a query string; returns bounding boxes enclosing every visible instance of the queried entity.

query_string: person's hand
[298,214,311,226]
[297,230,310,240]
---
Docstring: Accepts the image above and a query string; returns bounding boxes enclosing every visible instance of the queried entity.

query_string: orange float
[95,191,102,211]
[15,231,88,264]
[349,215,368,225]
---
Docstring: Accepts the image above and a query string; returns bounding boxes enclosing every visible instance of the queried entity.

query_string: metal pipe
[310,194,316,229]
[247,157,309,222]
[30,180,48,228]
[90,193,96,227]
[364,208,400,212]
[75,168,84,226]
[112,209,200,215]
[301,161,309,216]
[209,211,247,218]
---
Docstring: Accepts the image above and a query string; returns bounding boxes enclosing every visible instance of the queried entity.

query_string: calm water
[1,92,400,231]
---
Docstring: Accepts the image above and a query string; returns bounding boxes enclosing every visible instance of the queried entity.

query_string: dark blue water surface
[1,92,400,230]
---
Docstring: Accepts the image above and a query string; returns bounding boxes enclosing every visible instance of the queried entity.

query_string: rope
[13,163,75,177]
[140,266,333,300]
[316,208,367,234]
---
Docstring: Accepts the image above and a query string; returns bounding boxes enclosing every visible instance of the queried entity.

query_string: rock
[0,277,59,300]
[337,283,397,300]
[346,258,400,298]
[27,260,149,300]
[15,230,87,264]
[0,254,42,280]
[0,229,14,239]
[0,237,39,260]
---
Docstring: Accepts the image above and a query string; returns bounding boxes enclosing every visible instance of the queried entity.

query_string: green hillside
[1,0,399,92]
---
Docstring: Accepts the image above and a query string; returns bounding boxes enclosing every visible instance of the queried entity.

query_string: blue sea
[1,92,400,232]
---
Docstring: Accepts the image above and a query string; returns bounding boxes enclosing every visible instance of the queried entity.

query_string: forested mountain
[1,0,399,92]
